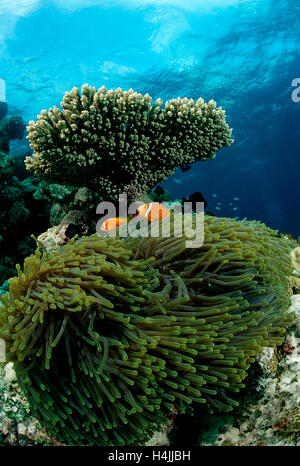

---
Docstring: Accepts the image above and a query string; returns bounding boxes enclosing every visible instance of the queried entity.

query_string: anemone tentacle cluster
[0,215,293,445]
[25,85,233,199]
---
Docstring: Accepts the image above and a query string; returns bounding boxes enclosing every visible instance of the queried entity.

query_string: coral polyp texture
[25,85,233,200]
[0,215,293,446]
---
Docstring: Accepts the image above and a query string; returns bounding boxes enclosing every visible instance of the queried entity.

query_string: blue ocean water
[1,0,299,236]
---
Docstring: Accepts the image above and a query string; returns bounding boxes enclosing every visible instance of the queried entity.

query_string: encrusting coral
[0,214,294,446]
[25,85,233,200]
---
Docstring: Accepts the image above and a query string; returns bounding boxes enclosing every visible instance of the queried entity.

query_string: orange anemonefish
[137,202,170,222]
[100,217,128,232]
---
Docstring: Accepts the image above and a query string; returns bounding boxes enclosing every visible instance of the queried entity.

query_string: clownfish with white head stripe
[100,202,170,232]
[100,217,128,232]
[137,202,170,222]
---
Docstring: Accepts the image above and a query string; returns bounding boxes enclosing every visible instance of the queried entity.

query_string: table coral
[25,85,233,200]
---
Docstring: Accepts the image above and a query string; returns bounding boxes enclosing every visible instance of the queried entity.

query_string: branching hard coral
[25,85,233,200]
[0,215,293,445]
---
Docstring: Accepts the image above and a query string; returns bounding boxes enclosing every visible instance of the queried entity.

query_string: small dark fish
[182,191,208,211]
[152,186,165,196]
[180,163,192,172]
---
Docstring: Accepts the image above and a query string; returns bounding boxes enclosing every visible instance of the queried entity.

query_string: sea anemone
[0,215,293,445]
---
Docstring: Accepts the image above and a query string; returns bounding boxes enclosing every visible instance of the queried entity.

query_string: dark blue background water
[1,0,299,236]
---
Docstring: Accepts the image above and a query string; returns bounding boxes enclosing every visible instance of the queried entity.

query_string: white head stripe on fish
[144,203,152,218]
